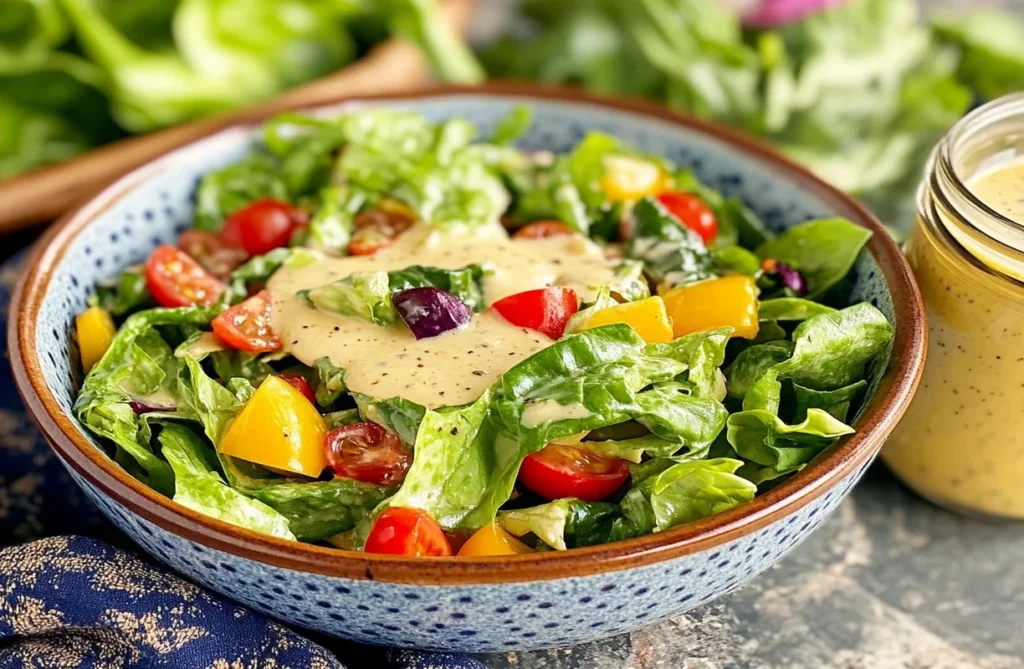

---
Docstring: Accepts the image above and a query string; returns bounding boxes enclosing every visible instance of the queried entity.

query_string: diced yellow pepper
[457,524,532,557]
[662,276,759,339]
[600,155,668,202]
[76,306,117,373]
[219,375,327,478]
[580,296,674,344]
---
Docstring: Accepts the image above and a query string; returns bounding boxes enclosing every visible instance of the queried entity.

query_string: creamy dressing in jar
[883,95,1024,519]
[268,222,623,408]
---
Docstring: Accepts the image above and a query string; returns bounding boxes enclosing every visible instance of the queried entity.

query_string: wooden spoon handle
[0,0,473,234]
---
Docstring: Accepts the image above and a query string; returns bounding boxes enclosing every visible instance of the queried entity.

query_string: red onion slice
[392,287,473,340]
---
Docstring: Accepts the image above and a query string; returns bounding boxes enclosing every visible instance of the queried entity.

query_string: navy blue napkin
[0,252,484,669]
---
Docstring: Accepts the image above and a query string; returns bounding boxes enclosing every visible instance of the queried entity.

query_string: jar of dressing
[884,94,1024,520]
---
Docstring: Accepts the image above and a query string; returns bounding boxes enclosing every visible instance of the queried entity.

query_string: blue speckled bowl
[10,85,925,652]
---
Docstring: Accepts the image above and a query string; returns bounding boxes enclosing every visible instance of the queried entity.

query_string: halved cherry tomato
[518,443,630,502]
[347,200,417,256]
[364,507,452,557]
[513,220,573,239]
[220,199,308,257]
[277,374,315,404]
[178,230,248,279]
[145,245,225,307]
[656,191,718,245]
[325,421,410,487]
[211,290,281,353]
[491,287,579,340]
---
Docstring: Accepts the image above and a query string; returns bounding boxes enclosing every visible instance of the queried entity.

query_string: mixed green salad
[73,107,893,557]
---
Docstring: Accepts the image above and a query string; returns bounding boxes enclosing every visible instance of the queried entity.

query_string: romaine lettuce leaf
[158,423,296,541]
[91,266,151,316]
[247,478,393,541]
[756,219,872,299]
[725,341,794,401]
[792,380,867,423]
[499,498,639,551]
[626,196,714,288]
[387,390,520,530]
[306,263,489,324]
[75,307,216,495]
[352,393,426,447]
[621,457,756,533]
[726,408,854,478]
[314,357,346,407]
[306,185,365,255]
[757,298,836,322]
[306,271,397,326]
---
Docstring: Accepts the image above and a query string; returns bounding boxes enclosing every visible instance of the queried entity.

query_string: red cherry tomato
[513,221,574,239]
[277,374,315,404]
[211,290,281,353]
[220,199,308,257]
[348,224,396,256]
[364,507,452,557]
[325,421,411,487]
[347,206,416,256]
[656,191,718,245]
[491,287,579,340]
[145,245,225,307]
[518,443,630,502]
[178,230,247,279]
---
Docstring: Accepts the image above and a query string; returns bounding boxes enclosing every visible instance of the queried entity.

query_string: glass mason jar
[883,94,1024,520]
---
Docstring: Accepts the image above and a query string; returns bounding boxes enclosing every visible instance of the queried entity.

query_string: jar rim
[938,93,1024,241]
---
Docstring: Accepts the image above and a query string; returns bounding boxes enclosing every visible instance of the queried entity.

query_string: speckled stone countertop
[466,1,1024,667]
[477,466,1024,668]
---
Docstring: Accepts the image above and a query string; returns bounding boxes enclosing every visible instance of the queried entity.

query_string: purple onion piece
[393,287,473,340]
[129,401,175,415]
[776,262,807,296]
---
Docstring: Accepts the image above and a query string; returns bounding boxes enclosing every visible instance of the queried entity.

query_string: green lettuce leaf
[626,196,714,288]
[621,458,756,533]
[313,357,346,407]
[726,408,854,477]
[757,298,836,322]
[306,271,397,326]
[756,219,872,299]
[158,423,296,540]
[91,266,151,316]
[792,380,867,423]
[353,393,426,447]
[74,307,215,495]
[725,341,794,401]
[499,498,639,551]
[388,390,520,530]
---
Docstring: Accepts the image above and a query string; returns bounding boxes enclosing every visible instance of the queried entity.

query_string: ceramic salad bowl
[9,85,925,652]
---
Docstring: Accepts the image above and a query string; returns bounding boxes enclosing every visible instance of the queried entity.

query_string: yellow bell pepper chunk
[662,276,760,339]
[219,375,327,478]
[580,296,674,344]
[457,523,532,557]
[76,306,117,373]
[600,155,667,202]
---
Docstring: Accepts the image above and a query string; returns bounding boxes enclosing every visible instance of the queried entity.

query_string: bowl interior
[19,91,911,585]
[37,94,895,424]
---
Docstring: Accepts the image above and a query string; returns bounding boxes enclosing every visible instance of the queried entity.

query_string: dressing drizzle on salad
[268,221,622,407]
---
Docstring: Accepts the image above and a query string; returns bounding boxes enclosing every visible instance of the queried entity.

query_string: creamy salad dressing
[268,222,623,408]
[885,156,1024,518]
[969,159,1024,227]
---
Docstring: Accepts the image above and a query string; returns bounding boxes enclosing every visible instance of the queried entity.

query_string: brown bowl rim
[9,83,926,585]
